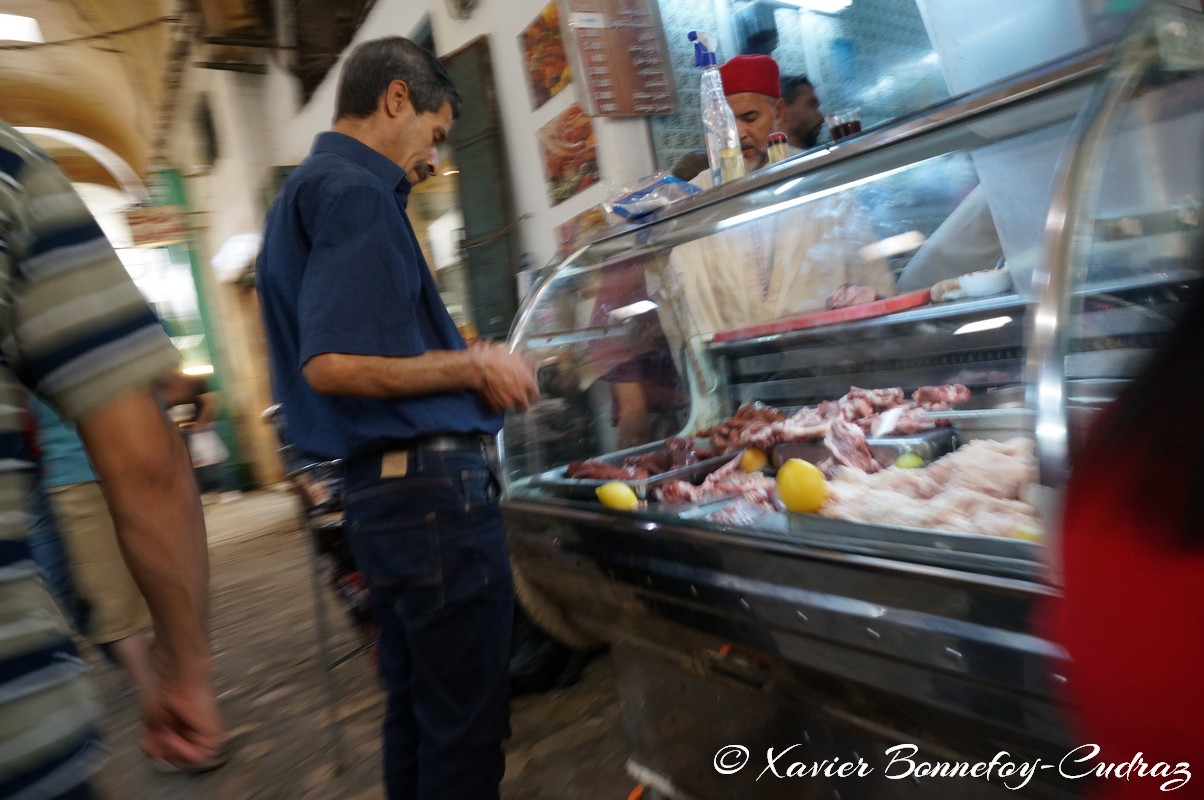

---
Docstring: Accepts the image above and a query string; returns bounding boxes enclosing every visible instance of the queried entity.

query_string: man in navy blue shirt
[257,37,538,800]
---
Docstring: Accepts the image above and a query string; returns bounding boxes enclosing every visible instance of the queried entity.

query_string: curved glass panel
[1060,5,1204,461]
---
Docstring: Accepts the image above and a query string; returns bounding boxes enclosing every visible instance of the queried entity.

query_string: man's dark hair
[334,37,462,121]
[781,74,814,104]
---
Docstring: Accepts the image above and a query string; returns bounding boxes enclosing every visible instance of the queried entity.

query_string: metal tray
[529,441,738,501]
[770,427,961,469]
[918,386,1036,441]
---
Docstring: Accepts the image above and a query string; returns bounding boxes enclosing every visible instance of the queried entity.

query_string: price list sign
[564,0,676,117]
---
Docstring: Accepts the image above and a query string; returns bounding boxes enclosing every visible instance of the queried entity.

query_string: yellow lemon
[740,447,768,473]
[776,458,827,513]
[1011,525,1043,542]
[894,451,925,469]
[596,481,639,510]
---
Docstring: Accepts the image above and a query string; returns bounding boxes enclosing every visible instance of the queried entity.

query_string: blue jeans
[343,445,513,800]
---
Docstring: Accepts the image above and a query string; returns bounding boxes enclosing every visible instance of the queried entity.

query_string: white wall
[186,0,659,274]
[429,0,658,269]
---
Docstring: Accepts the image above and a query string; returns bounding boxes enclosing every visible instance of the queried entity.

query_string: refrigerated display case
[502,4,1203,798]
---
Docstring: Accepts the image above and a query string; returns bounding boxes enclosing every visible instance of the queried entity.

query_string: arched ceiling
[0,0,181,186]
[0,0,370,190]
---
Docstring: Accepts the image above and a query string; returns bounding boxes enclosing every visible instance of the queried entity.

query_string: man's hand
[139,662,226,770]
[469,340,540,412]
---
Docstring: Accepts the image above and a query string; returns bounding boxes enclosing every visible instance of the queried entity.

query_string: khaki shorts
[47,481,150,643]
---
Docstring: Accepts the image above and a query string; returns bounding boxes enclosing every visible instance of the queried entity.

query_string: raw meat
[820,437,1040,537]
[825,283,878,309]
[823,418,881,472]
[565,461,650,480]
[913,384,971,409]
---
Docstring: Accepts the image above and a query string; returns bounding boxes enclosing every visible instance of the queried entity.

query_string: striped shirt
[0,121,181,798]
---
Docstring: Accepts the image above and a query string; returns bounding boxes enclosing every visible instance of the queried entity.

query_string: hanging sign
[125,204,189,247]
[563,0,677,117]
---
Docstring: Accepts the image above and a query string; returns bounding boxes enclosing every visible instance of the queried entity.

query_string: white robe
[653,192,895,345]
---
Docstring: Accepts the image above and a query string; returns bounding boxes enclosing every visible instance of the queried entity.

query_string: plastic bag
[603,170,702,220]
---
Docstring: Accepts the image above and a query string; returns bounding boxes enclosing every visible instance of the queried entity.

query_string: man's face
[406,147,439,185]
[395,100,453,181]
[784,84,824,149]
[726,92,784,171]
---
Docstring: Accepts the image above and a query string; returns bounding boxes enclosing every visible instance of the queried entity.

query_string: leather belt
[399,433,494,454]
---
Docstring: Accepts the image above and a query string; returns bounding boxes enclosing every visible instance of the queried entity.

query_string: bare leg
[107,630,157,706]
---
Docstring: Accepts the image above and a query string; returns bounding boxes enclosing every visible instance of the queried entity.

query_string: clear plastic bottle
[767,132,789,164]
[689,31,745,187]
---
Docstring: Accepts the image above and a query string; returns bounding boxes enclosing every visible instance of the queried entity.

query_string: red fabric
[719,54,780,98]
[20,402,42,463]
[1047,446,1204,799]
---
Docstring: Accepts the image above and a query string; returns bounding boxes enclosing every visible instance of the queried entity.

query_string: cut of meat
[864,405,942,437]
[623,437,715,472]
[699,402,787,451]
[655,480,705,504]
[823,418,880,473]
[566,461,650,480]
[781,401,841,441]
[825,282,878,310]
[654,459,782,511]
[845,386,906,411]
[913,384,971,409]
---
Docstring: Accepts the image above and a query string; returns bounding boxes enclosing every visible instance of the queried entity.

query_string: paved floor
[88,488,635,799]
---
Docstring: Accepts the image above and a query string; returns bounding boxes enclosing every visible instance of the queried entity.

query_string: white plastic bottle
[689,31,744,186]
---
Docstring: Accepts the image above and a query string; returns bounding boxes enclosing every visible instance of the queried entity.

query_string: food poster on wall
[520,2,572,110]
[538,103,599,206]
[555,204,610,256]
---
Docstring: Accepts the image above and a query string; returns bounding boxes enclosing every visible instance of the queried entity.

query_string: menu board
[563,0,677,117]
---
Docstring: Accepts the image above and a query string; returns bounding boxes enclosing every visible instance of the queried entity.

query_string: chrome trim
[504,499,1055,595]
[1025,11,1169,491]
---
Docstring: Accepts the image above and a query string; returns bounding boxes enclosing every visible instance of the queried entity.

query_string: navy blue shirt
[257,132,502,460]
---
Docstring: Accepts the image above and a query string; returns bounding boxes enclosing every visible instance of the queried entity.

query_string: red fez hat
[719,54,781,98]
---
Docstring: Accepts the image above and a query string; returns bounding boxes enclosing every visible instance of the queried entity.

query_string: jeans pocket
[459,467,500,512]
[348,508,443,615]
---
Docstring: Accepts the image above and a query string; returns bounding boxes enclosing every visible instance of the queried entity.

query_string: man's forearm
[303,350,479,399]
[77,388,212,682]
[304,341,539,413]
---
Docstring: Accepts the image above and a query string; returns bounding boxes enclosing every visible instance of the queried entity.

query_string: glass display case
[505,3,1201,578]
[502,4,1201,799]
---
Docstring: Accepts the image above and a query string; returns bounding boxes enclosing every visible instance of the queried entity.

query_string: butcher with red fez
[681,54,795,188]
[653,50,893,353]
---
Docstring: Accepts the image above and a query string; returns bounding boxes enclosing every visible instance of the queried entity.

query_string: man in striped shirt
[0,121,224,797]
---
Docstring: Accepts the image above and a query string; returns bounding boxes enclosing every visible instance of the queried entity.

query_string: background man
[782,74,826,150]
[0,120,223,797]
[256,37,538,800]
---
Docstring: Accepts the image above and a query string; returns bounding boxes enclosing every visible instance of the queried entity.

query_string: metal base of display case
[505,500,1086,800]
